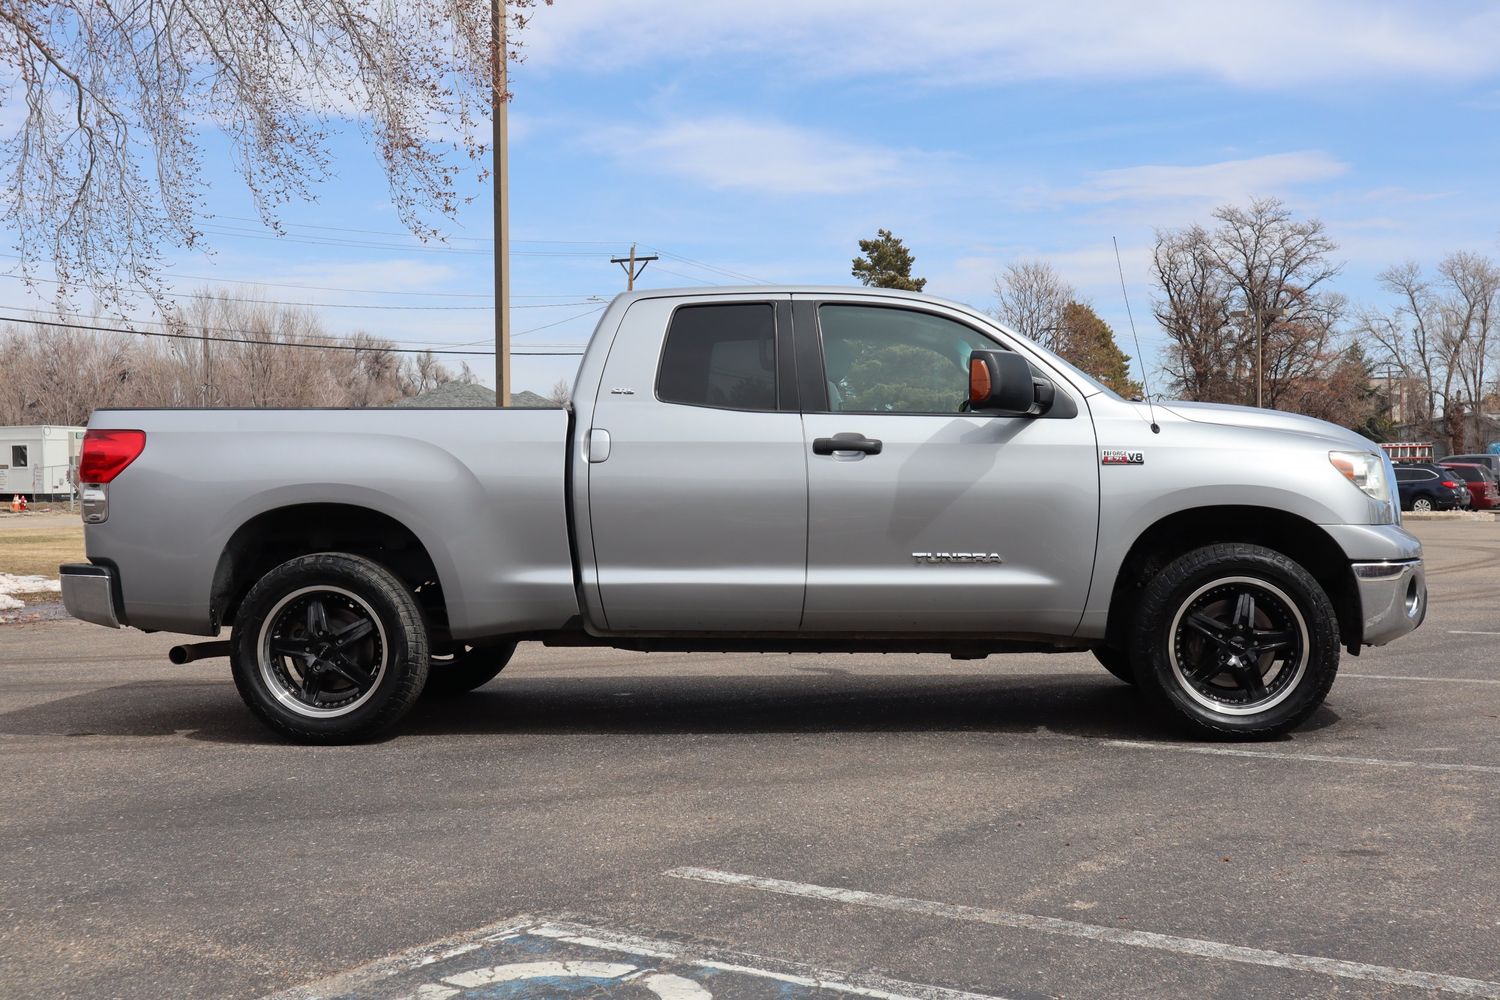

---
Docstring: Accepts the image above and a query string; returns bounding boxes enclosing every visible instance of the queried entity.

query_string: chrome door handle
[813,433,882,456]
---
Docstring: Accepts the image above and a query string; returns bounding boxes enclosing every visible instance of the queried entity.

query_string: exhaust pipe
[169,640,232,665]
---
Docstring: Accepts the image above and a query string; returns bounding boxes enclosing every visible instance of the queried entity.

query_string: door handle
[813,433,882,456]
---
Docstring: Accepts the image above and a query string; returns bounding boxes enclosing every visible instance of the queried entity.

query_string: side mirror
[968,349,1049,415]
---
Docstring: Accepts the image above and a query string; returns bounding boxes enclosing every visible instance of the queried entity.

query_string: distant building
[0,425,85,499]
[391,384,557,409]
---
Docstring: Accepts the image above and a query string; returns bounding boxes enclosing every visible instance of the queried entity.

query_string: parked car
[1441,463,1500,510]
[1438,453,1500,477]
[1394,463,1469,512]
[61,287,1426,743]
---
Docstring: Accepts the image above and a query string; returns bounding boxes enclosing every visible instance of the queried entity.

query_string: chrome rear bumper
[60,563,121,629]
[1352,559,1425,646]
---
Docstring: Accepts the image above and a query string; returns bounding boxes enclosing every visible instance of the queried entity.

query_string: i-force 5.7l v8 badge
[1100,449,1145,465]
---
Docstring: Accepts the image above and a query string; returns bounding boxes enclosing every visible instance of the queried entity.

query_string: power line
[212,215,629,247]
[0,253,588,298]
[0,273,603,311]
[0,310,603,355]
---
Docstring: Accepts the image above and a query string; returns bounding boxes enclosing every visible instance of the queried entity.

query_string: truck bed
[83,407,579,638]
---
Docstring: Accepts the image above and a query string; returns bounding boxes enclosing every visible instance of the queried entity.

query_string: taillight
[78,429,146,483]
[1440,480,1460,489]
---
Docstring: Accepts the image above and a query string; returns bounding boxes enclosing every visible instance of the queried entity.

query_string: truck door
[795,297,1100,635]
[586,294,807,631]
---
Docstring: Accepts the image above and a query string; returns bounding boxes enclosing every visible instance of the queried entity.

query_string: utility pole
[491,0,511,406]
[1230,307,1285,408]
[611,244,658,291]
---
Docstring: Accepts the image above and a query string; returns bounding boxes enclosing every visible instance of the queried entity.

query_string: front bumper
[60,563,122,629]
[1352,559,1425,645]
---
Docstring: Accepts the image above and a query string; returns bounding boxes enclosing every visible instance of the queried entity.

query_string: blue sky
[6,0,1500,395]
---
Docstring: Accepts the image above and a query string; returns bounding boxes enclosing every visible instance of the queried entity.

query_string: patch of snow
[0,573,62,609]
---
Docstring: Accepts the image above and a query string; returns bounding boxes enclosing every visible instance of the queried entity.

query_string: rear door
[794,296,1100,635]
[586,294,807,631]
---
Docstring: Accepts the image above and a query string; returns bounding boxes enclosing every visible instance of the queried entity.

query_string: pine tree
[1056,302,1142,398]
[851,229,927,291]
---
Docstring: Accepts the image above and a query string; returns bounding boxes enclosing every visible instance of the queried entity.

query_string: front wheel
[1129,543,1339,739]
[231,553,428,743]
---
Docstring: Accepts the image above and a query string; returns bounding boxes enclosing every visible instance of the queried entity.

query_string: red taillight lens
[1441,480,1460,489]
[78,429,146,483]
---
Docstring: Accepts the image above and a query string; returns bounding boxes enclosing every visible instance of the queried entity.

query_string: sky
[5,0,1500,396]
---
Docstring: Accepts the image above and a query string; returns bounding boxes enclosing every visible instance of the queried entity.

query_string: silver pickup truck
[61,287,1425,742]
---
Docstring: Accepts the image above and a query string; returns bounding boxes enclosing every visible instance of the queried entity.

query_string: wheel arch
[212,503,449,637]
[1102,505,1359,654]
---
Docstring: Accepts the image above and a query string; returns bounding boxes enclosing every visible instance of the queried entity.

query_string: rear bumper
[1352,559,1426,645]
[59,563,121,629]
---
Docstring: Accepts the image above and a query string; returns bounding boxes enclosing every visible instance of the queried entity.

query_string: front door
[587,295,807,632]
[797,298,1100,636]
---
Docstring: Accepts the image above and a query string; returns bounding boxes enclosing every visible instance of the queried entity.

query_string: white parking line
[1345,672,1500,685]
[665,868,1500,999]
[1449,630,1500,636]
[1098,738,1500,774]
[261,916,1014,1000]
[526,921,1014,1000]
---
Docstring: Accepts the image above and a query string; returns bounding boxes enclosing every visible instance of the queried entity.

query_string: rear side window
[1449,467,1480,483]
[657,303,777,411]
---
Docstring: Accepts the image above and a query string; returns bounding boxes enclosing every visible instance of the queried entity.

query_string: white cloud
[586,117,950,196]
[524,0,1500,88]
[1055,151,1350,206]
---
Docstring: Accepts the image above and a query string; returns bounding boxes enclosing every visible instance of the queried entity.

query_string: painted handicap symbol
[410,959,713,1000]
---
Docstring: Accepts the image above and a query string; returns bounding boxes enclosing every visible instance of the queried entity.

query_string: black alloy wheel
[231,553,428,742]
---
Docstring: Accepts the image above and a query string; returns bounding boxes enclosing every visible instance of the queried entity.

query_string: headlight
[1329,451,1391,504]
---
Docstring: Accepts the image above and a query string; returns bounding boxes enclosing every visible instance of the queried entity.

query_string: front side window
[818,305,998,414]
[657,303,777,411]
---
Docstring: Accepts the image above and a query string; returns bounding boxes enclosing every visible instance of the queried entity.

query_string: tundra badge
[912,552,1004,564]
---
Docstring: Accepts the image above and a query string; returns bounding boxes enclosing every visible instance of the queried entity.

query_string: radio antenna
[1113,236,1159,434]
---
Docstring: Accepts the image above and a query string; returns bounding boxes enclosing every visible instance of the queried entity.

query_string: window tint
[818,305,998,414]
[656,304,777,411]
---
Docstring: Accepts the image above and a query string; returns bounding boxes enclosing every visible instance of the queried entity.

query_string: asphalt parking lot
[1,519,1496,1000]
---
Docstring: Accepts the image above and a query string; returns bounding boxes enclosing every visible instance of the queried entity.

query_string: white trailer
[0,425,86,500]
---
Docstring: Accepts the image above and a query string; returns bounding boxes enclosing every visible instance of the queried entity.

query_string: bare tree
[1153,199,1348,413]
[0,1,550,309]
[1356,252,1500,450]
[993,260,1073,352]
[0,291,476,422]
[545,378,572,406]
[1152,225,1237,402]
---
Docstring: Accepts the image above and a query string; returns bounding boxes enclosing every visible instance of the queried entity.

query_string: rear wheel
[1411,496,1434,512]
[423,641,516,696]
[1129,543,1339,739]
[231,553,428,743]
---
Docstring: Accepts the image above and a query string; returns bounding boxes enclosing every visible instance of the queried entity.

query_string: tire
[1129,543,1339,739]
[1091,645,1136,684]
[230,553,428,743]
[423,641,516,696]
[1411,496,1434,513]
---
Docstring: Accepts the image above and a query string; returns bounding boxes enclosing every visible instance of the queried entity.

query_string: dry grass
[0,512,86,578]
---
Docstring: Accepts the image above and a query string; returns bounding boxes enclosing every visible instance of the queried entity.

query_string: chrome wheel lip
[257,585,388,720]
[1167,575,1310,717]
